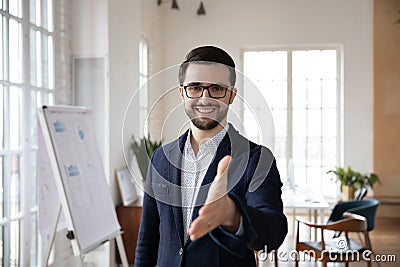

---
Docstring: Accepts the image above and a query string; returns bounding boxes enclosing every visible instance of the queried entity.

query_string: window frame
[138,37,149,138]
[241,45,343,197]
[1,0,55,265]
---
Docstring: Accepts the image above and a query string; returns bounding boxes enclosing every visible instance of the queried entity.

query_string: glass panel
[322,166,337,197]
[10,220,20,267]
[321,50,337,79]
[243,51,259,82]
[307,166,322,189]
[306,50,322,80]
[36,31,42,87]
[48,35,54,89]
[30,29,37,86]
[271,51,287,80]
[322,80,336,108]
[31,151,37,205]
[260,80,273,104]
[292,109,306,137]
[30,0,37,24]
[139,83,147,108]
[0,85,3,148]
[272,81,287,108]
[274,137,286,159]
[35,0,41,26]
[243,108,259,141]
[9,0,22,18]
[257,51,273,81]
[272,109,287,137]
[10,154,20,215]
[41,33,48,88]
[322,109,336,137]
[0,156,3,218]
[31,90,37,147]
[294,165,306,186]
[139,41,148,76]
[0,16,3,80]
[9,19,22,83]
[307,80,321,109]
[41,0,48,29]
[10,87,21,149]
[292,138,306,165]
[307,138,322,166]
[41,91,48,105]
[292,80,306,108]
[322,138,337,166]
[307,109,321,137]
[0,225,3,266]
[36,90,42,107]
[47,0,53,32]
[48,92,54,105]
[292,50,307,80]
[30,213,38,266]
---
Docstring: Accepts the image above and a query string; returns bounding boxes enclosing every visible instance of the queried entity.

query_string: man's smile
[194,105,218,114]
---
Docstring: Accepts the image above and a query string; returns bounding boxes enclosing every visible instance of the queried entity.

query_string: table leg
[308,209,312,240]
[313,209,318,240]
[292,207,296,235]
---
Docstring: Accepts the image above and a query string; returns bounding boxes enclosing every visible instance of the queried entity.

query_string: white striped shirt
[181,125,228,242]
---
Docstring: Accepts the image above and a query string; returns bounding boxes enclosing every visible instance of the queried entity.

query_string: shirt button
[179,248,183,255]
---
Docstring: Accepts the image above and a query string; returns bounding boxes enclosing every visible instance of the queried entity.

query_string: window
[243,48,340,197]
[1,0,55,265]
[139,39,148,137]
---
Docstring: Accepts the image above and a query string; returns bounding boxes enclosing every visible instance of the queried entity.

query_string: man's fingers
[188,215,216,241]
[205,156,232,204]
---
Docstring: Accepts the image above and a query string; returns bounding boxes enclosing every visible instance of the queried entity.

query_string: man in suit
[135,46,287,267]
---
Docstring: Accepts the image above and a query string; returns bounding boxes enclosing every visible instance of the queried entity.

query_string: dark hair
[178,46,236,86]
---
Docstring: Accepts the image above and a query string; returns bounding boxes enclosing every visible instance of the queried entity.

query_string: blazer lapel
[168,132,188,246]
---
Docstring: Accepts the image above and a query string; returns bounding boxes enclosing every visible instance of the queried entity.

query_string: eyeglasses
[182,84,233,99]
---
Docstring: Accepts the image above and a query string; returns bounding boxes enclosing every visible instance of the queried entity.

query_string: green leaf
[130,135,162,180]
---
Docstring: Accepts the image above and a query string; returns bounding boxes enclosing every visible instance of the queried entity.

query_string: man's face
[179,63,236,131]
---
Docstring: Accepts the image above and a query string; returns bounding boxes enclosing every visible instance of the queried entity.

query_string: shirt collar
[184,124,229,157]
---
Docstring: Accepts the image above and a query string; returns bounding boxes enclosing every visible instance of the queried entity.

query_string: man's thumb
[205,156,232,204]
[216,155,232,178]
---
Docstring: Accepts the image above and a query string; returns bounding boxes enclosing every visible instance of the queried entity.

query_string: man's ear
[178,86,185,101]
[229,88,237,104]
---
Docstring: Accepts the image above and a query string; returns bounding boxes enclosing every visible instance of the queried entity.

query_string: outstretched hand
[188,155,241,241]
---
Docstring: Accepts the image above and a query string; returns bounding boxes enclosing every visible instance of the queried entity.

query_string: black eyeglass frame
[181,84,234,99]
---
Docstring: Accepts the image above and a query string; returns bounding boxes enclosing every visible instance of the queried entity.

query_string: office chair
[327,199,379,232]
[295,199,379,267]
[356,187,368,201]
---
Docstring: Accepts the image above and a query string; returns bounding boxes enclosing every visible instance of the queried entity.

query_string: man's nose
[201,88,211,98]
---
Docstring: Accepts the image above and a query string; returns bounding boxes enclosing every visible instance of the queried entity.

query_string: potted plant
[130,135,162,180]
[327,167,381,201]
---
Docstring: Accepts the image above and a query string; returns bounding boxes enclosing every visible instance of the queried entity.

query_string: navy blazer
[135,124,287,267]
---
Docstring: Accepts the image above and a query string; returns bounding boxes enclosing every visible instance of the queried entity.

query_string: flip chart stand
[38,106,129,267]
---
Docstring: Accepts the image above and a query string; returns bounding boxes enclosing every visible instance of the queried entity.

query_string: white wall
[159,0,374,172]
[68,0,111,266]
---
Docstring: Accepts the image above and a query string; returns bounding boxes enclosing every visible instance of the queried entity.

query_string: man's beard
[184,102,229,131]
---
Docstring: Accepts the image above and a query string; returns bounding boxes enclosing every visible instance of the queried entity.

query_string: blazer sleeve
[134,156,160,267]
[209,149,288,255]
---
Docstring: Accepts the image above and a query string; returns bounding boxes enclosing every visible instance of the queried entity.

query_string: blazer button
[179,248,183,255]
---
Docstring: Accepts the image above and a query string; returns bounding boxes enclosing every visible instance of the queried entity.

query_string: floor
[259,215,400,267]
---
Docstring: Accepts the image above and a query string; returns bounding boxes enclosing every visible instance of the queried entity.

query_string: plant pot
[342,185,356,201]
